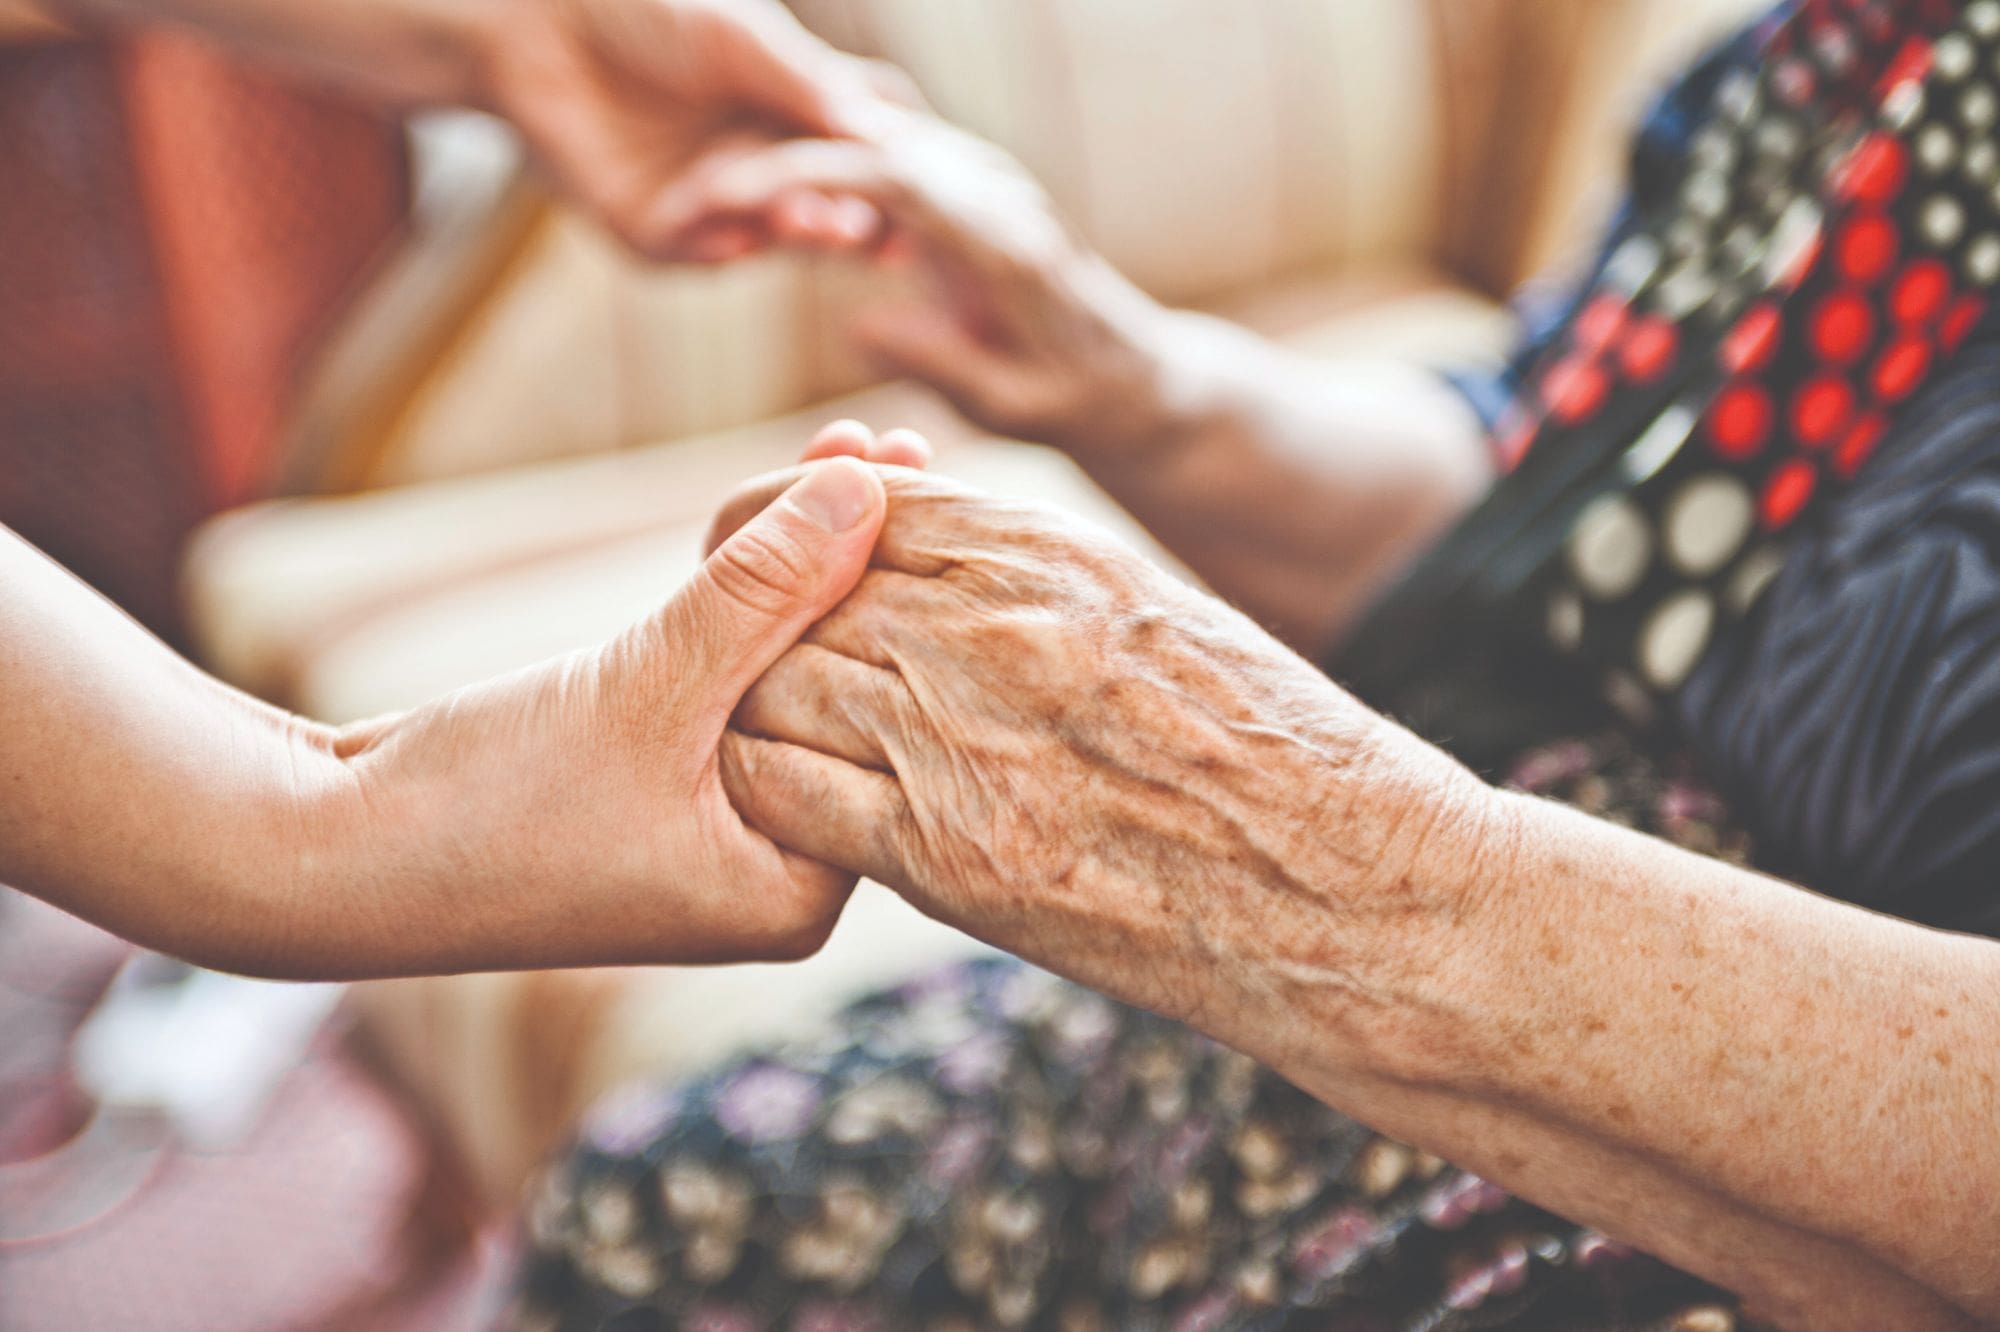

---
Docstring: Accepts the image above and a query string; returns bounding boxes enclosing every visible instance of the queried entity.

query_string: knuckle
[710,523,817,617]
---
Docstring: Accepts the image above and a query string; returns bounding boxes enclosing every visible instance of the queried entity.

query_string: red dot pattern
[1890,259,1950,325]
[1792,375,1856,446]
[1836,214,1899,283]
[1508,4,2000,699]
[1723,304,1784,374]
[1575,296,1627,352]
[1836,133,1907,204]
[1872,336,1932,400]
[1710,384,1774,459]
[1619,316,1679,383]
[1834,411,1888,478]
[1543,356,1610,424]
[1942,294,1986,350]
[1761,459,1819,528]
[1810,292,1875,362]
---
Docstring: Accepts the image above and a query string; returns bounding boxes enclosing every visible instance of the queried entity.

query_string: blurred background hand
[476,0,921,260]
[648,111,1181,456]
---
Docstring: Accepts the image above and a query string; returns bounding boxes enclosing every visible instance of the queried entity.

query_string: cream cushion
[190,267,1510,715]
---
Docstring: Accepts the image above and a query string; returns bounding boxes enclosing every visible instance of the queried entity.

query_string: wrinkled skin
[705,457,2000,1331]
[712,466,1496,1063]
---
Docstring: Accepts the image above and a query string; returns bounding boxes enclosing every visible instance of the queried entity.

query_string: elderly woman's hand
[714,464,2000,1330]
[715,466,1500,1060]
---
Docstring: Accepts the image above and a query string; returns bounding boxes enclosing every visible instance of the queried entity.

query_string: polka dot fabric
[1493,0,2000,717]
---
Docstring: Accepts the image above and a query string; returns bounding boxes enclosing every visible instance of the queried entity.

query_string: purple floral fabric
[508,735,1758,1332]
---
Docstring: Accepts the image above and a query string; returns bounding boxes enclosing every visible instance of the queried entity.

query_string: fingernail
[788,458,877,532]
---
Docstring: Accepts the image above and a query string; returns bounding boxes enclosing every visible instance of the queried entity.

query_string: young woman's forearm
[1,451,896,979]
[1257,786,2000,1328]
[1069,309,1493,658]
[43,0,494,106]
[0,527,358,969]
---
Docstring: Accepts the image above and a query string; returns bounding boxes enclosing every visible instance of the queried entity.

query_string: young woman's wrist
[121,709,377,979]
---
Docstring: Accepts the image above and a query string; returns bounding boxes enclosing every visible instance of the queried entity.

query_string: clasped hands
[707,426,1505,1068]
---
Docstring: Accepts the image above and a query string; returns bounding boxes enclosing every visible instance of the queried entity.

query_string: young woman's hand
[300,457,898,977]
[477,0,920,260]
[0,457,903,980]
[42,0,921,259]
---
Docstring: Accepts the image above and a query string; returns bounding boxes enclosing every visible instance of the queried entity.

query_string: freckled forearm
[1220,776,2000,1326]
[1460,796,1999,1299]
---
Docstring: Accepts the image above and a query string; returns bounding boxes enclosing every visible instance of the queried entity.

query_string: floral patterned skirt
[508,734,1755,1332]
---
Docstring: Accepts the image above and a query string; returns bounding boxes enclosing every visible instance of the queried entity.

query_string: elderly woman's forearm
[1237,779,2000,1327]
[721,469,1997,1325]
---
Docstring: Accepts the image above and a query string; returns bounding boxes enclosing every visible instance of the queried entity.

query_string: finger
[868,427,933,469]
[736,644,902,771]
[800,419,877,462]
[703,465,1002,575]
[687,219,762,262]
[771,189,837,243]
[643,138,915,260]
[770,190,882,249]
[704,430,934,559]
[874,229,919,266]
[520,109,778,262]
[703,464,811,556]
[826,194,885,246]
[656,456,886,716]
[803,567,957,665]
[799,420,931,468]
[854,57,929,114]
[720,731,910,889]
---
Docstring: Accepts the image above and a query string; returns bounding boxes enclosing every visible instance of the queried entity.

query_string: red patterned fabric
[0,36,406,643]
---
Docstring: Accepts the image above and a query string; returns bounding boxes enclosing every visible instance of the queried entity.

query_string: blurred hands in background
[649,109,1182,460]
[477,0,923,260]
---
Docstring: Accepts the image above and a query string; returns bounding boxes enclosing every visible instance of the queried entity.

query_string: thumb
[659,457,886,716]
